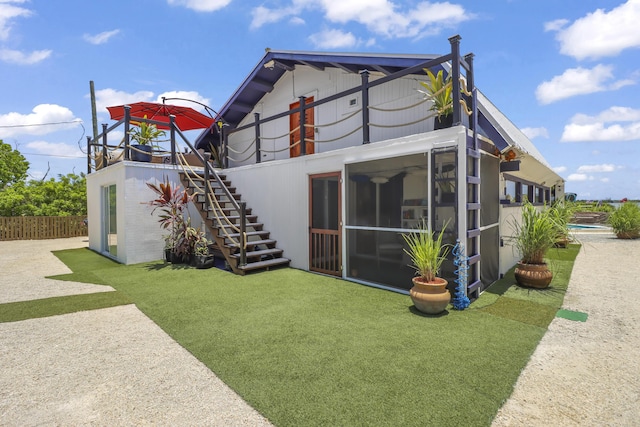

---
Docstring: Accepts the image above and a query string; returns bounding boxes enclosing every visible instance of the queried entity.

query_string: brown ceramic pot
[514,262,553,289]
[616,231,640,239]
[409,277,450,314]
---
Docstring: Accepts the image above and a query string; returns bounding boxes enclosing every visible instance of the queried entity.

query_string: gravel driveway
[0,237,272,426]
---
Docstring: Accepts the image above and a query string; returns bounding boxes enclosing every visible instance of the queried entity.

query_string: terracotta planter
[409,277,450,314]
[514,262,553,289]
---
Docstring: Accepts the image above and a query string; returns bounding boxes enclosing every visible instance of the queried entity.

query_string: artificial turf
[29,243,580,426]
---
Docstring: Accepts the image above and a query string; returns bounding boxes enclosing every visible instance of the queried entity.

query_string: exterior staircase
[180,169,290,275]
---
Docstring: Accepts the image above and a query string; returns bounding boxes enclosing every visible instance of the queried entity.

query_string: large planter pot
[616,231,640,239]
[514,262,553,289]
[434,114,453,130]
[193,254,215,269]
[131,144,152,162]
[409,277,450,314]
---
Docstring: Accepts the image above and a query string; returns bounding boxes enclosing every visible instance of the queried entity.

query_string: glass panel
[346,229,414,291]
[505,180,516,203]
[312,176,339,230]
[346,154,428,228]
[103,184,117,257]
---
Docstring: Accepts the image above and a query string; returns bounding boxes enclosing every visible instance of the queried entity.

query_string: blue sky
[1,0,638,200]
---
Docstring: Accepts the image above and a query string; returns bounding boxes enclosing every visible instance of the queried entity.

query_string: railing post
[360,70,370,144]
[203,153,211,214]
[239,201,247,267]
[220,121,228,169]
[86,136,92,174]
[254,112,261,164]
[464,52,477,147]
[449,35,462,126]
[169,114,176,165]
[101,123,108,170]
[298,96,306,155]
[124,105,131,160]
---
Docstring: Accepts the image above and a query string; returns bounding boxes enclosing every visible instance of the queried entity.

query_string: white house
[86,35,563,299]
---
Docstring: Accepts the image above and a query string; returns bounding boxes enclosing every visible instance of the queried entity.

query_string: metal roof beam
[228,101,253,113]
[298,60,325,71]
[247,78,274,93]
[329,62,358,73]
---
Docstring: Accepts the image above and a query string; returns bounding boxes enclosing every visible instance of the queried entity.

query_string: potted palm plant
[418,68,453,129]
[608,201,640,239]
[549,201,574,248]
[129,115,165,162]
[401,219,451,314]
[510,201,557,288]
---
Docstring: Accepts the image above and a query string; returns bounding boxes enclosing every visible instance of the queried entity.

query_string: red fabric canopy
[106,101,215,131]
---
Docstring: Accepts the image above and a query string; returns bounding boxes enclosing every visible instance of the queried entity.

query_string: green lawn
[2,244,580,426]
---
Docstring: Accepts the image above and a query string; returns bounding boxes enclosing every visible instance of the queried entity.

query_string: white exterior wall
[224,127,464,271]
[227,66,435,167]
[86,162,204,265]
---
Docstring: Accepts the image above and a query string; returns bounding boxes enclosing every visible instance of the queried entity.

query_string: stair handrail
[171,122,247,264]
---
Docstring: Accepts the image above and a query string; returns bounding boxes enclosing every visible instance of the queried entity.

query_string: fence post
[298,96,306,156]
[169,114,176,165]
[239,201,247,267]
[124,105,131,160]
[449,35,462,126]
[86,136,92,174]
[203,153,211,214]
[101,123,108,169]
[360,70,370,144]
[254,112,261,164]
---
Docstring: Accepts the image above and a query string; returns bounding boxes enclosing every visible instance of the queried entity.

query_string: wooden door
[289,97,315,157]
[309,172,341,276]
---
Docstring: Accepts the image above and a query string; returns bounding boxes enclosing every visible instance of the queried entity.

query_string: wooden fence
[0,216,88,241]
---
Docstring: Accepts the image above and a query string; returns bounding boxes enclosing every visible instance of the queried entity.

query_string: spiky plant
[418,68,453,121]
[401,219,450,282]
[510,201,557,265]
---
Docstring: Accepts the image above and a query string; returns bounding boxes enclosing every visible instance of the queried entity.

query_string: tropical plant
[401,219,450,282]
[510,201,557,265]
[548,200,574,245]
[608,202,640,239]
[418,68,453,122]
[129,115,165,146]
[146,177,194,257]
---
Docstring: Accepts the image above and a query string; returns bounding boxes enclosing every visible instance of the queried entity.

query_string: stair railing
[171,122,247,265]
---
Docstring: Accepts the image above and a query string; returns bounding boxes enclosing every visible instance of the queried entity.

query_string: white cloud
[553,166,567,173]
[535,64,633,104]
[83,29,120,45]
[0,104,81,138]
[251,1,473,39]
[547,1,640,60]
[561,106,640,142]
[156,91,212,112]
[167,0,232,12]
[601,177,610,183]
[94,89,155,113]
[309,29,358,49]
[520,127,549,139]
[543,19,568,32]
[0,0,32,40]
[567,173,589,181]
[0,48,51,64]
[576,164,616,173]
[25,140,84,159]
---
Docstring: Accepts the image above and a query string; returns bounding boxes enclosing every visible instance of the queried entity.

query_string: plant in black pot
[418,68,453,130]
[129,115,165,162]
[192,230,214,269]
[146,178,194,263]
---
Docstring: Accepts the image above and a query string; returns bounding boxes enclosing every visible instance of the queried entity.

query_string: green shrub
[608,202,640,238]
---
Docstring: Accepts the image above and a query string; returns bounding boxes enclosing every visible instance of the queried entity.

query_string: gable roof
[218,50,442,130]
[198,50,559,182]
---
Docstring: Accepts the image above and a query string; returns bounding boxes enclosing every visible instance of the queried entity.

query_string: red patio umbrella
[106,101,215,131]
